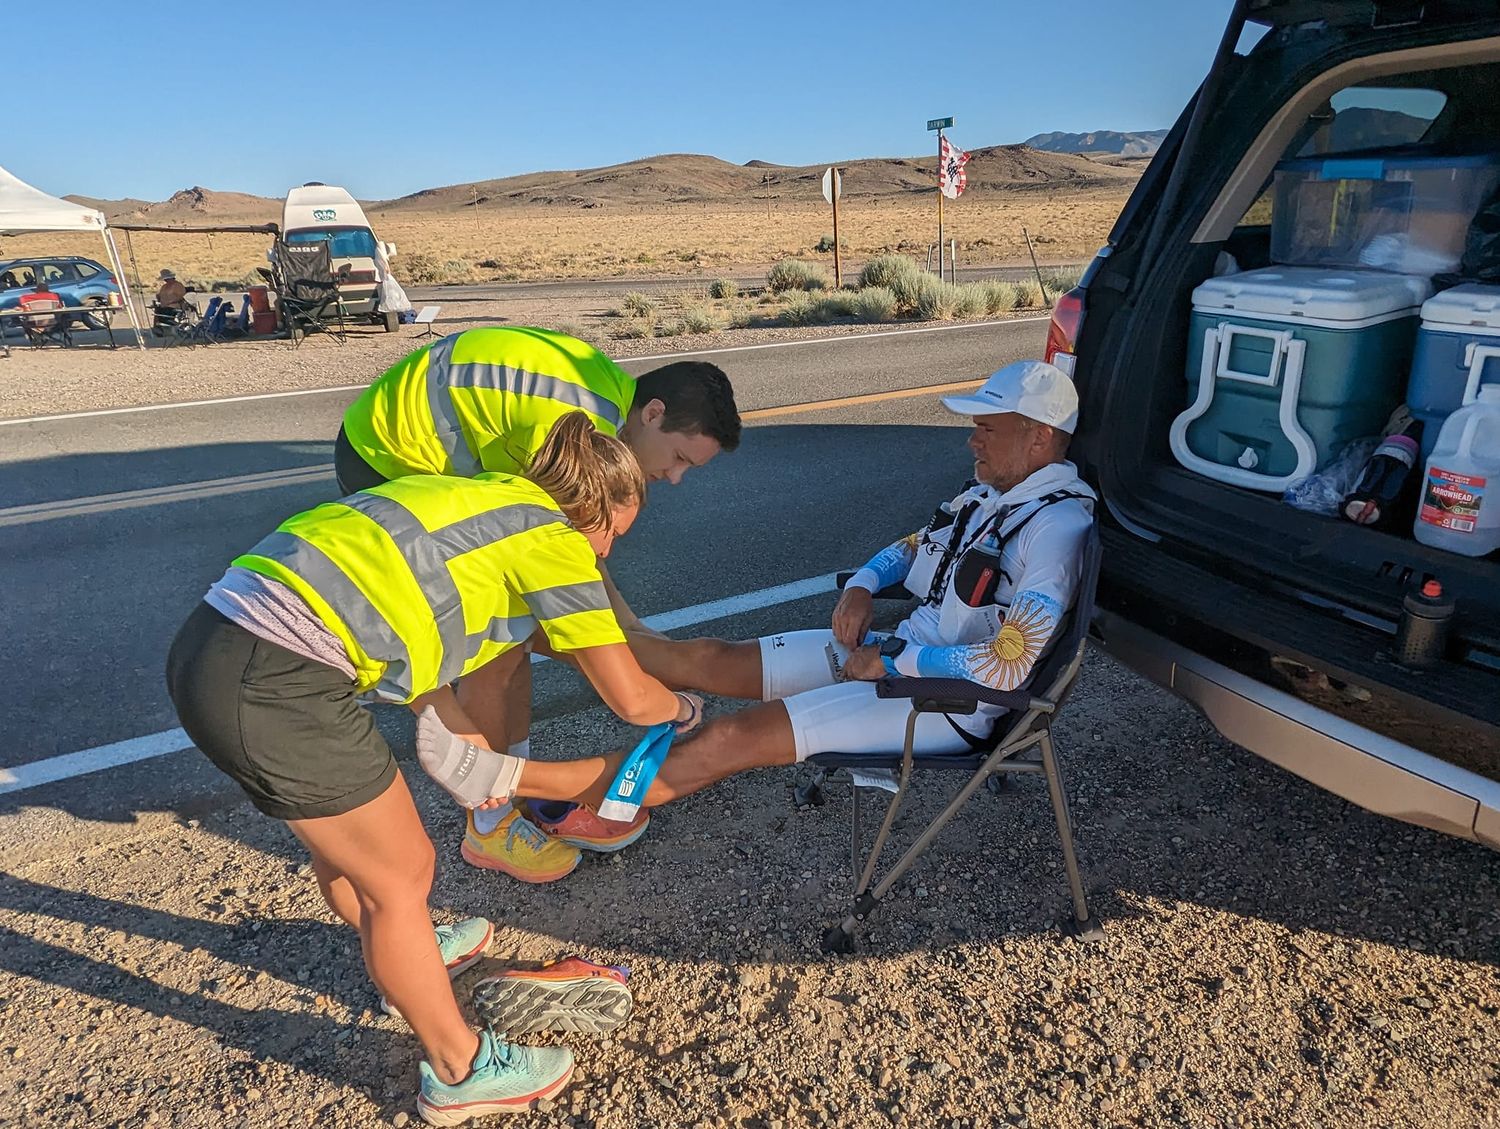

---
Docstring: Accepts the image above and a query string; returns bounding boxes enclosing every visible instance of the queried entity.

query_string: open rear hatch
[1070,2,1500,771]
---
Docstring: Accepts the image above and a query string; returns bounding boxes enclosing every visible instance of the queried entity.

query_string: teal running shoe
[381,917,494,1019]
[417,1029,574,1125]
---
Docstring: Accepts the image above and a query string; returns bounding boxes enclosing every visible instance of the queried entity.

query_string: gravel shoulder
[2,629,1496,1129]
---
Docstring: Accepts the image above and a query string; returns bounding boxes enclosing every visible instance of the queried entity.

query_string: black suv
[1049,1,1500,849]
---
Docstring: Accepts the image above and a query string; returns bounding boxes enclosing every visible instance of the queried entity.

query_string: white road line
[0,464,334,528]
[0,570,840,796]
[0,318,1048,427]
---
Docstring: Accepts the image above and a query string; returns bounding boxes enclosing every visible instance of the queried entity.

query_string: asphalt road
[0,318,1048,863]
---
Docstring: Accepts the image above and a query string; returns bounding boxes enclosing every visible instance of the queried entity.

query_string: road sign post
[822,166,843,288]
[928,117,954,278]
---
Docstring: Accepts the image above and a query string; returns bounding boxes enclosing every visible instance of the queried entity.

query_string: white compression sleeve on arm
[414,707,524,809]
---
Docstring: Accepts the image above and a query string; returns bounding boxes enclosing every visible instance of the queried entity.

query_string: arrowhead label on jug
[1419,468,1485,533]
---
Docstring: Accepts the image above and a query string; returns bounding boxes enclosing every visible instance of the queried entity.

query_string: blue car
[0,256,122,335]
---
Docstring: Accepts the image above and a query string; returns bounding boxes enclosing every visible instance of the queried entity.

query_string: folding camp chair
[267,240,347,346]
[807,521,1104,954]
[19,298,72,348]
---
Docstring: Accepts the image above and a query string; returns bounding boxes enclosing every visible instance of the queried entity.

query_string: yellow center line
[742,378,984,420]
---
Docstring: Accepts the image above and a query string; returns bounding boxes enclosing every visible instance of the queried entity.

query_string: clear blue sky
[14,0,1236,202]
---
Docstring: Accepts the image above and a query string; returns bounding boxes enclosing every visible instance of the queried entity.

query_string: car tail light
[1044,287,1086,375]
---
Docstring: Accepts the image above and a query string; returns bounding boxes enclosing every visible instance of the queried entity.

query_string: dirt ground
[2,639,1496,1129]
[11,190,1127,291]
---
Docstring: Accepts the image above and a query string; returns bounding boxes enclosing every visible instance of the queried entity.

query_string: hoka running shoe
[528,801,650,853]
[461,806,580,884]
[417,1029,573,1125]
[471,955,633,1036]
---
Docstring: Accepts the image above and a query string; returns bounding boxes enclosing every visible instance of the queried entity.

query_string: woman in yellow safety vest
[165,413,702,1124]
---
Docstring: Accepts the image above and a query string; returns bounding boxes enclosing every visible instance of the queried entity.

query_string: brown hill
[373,145,1137,212]
[72,146,1139,222]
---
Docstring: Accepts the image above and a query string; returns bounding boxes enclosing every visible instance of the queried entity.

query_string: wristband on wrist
[674,691,699,728]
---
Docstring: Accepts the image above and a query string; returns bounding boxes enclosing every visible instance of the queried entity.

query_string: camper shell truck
[280,184,400,331]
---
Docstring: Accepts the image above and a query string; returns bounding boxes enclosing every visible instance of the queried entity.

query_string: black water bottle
[1393,578,1455,669]
[1343,419,1423,527]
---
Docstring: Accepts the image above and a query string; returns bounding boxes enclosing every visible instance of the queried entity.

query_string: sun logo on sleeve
[969,590,1062,689]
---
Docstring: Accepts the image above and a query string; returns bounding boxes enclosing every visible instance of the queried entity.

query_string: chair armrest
[875,676,1051,714]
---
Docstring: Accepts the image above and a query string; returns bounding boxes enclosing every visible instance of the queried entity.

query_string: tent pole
[103,229,145,350]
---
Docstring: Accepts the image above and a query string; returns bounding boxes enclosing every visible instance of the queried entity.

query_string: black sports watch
[878,635,907,674]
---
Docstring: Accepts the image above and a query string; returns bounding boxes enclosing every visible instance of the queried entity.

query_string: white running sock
[414,707,524,811]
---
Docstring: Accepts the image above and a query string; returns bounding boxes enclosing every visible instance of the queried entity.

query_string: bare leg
[308,856,362,928]
[456,645,528,752]
[624,630,764,700]
[287,772,479,1085]
[513,702,796,810]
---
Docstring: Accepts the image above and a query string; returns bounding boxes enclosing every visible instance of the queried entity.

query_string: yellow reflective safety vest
[341,326,638,480]
[234,474,624,703]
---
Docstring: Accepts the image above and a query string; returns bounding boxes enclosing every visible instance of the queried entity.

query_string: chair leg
[1038,728,1103,942]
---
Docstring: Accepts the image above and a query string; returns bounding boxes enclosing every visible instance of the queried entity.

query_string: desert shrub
[655,319,686,337]
[724,301,754,329]
[814,234,848,253]
[767,259,830,293]
[980,280,1018,315]
[858,254,922,292]
[814,292,858,320]
[914,278,959,321]
[780,291,817,325]
[707,278,738,300]
[394,251,445,284]
[680,306,720,334]
[952,283,988,319]
[853,285,898,321]
[620,291,657,318]
[610,318,652,340]
[1041,265,1084,297]
[553,320,592,342]
[1014,279,1045,309]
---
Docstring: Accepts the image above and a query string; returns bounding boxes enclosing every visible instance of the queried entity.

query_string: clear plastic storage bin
[1270,150,1500,274]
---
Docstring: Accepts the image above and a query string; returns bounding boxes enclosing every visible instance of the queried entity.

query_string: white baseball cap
[940,359,1079,434]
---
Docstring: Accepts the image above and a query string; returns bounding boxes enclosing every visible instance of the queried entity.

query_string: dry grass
[5,188,1129,291]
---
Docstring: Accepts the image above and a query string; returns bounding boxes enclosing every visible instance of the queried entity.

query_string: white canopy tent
[0,164,145,349]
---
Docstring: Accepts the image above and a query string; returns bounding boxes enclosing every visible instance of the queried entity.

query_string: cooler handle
[1170,326,1318,492]
[1461,342,1500,406]
[1214,323,1292,387]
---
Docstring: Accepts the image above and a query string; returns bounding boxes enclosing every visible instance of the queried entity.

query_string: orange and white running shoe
[471,956,633,1036]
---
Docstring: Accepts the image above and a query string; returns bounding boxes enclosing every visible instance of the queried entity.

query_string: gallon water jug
[1413,384,1500,556]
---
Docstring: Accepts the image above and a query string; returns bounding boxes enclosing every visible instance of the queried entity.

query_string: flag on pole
[939,135,970,200]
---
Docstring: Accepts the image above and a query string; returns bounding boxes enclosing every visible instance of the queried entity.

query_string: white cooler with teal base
[1171,266,1432,491]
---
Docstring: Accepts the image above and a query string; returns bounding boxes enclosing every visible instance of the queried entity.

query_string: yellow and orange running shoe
[461,806,580,884]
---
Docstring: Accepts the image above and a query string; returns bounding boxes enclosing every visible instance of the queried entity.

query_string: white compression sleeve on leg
[414,707,524,809]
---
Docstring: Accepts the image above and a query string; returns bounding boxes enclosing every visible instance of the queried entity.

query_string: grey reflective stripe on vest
[245,530,415,701]
[422,332,628,476]
[524,579,610,622]
[422,334,483,477]
[429,504,565,560]
[337,494,577,687]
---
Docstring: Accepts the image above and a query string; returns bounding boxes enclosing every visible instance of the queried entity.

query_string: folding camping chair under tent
[0,165,145,351]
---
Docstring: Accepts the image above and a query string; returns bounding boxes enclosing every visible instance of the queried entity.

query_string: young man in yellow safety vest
[335,325,741,881]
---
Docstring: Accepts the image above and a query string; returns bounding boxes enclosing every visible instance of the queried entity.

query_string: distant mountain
[1023,129,1169,158]
[69,145,1143,221]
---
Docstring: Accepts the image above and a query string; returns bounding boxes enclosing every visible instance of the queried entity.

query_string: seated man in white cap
[419,360,1097,817]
